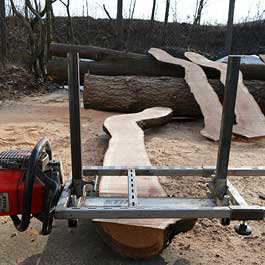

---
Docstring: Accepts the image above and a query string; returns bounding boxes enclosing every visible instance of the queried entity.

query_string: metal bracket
[128,169,138,207]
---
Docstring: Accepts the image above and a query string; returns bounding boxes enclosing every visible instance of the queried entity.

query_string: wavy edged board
[94,107,196,258]
[186,52,265,139]
[148,48,222,141]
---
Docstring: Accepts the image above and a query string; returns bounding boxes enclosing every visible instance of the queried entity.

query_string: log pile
[48,43,265,84]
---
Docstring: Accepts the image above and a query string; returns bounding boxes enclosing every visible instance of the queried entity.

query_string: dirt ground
[0,90,264,265]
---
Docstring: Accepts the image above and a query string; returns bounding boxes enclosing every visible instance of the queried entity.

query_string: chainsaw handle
[11,138,52,232]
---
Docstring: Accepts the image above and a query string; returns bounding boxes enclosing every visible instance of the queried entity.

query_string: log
[47,56,265,84]
[83,75,265,118]
[47,58,185,84]
[186,52,265,139]
[95,107,196,258]
[149,48,222,141]
[50,43,146,61]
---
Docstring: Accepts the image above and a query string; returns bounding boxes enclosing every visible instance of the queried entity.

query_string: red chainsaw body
[0,169,45,216]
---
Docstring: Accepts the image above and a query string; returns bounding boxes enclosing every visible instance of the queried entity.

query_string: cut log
[47,58,185,84]
[50,43,147,61]
[186,52,265,139]
[47,56,265,84]
[148,48,222,141]
[95,107,196,258]
[83,75,265,118]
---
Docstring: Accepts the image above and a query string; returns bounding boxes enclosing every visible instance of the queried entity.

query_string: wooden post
[0,0,7,64]
[225,0,236,55]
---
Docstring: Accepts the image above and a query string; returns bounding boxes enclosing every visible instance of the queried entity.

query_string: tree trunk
[116,0,123,49]
[0,0,7,64]
[151,0,156,22]
[164,0,170,26]
[225,0,236,55]
[193,0,207,25]
[46,0,52,60]
[83,75,265,117]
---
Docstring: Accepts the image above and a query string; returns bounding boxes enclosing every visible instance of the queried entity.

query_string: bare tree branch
[103,4,112,20]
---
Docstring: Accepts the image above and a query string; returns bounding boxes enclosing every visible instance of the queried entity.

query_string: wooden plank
[186,52,265,138]
[148,48,222,141]
[95,107,196,258]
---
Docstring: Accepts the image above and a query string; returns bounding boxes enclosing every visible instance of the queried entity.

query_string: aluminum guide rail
[55,166,265,221]
[82,166,265,177]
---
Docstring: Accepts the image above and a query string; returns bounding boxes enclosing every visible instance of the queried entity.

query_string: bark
[83,75,265,117]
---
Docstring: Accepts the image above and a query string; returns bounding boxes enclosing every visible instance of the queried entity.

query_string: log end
[95,219,196,259]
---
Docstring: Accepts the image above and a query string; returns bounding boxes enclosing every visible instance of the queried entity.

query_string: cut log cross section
[149,48,223,141]
[95,107,196,259]
[186,52,265,139]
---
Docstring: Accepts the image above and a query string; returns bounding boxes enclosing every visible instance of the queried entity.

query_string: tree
[59,0,74,43]
[225,0,236,55]
[116,0,123,49]
[0,0,7,64]
[151,0,156,22]
[193,0,208,25]
[10,0,56,79]
[125,0,136,50]
[164,0,170,26]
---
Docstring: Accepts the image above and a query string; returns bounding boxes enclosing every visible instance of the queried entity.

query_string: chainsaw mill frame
[54,53,264,233]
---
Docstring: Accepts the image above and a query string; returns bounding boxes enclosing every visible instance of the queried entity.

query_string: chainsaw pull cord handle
[10,138,52,232]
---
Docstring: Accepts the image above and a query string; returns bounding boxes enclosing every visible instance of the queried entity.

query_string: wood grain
[186,52,265,138]
[149,48,222,141]
[95,107,196,258]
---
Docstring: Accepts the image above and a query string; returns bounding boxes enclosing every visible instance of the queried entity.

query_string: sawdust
[0,91,264,265]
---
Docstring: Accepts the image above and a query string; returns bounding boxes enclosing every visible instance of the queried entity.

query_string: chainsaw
[0,138,63,235]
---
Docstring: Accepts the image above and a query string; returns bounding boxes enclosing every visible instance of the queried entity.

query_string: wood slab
[186,52,265,138]
[148,48,222,141]
[95,107,196,258]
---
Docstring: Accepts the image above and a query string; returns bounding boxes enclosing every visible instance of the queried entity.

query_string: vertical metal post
[225,0,236,55]
[214,56,241,199]
[67,52,83,195]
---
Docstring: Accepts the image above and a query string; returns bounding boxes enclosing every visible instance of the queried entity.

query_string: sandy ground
[0,90,264,265]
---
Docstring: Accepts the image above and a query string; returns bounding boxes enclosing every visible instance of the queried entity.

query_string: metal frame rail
[55,53,264,226]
